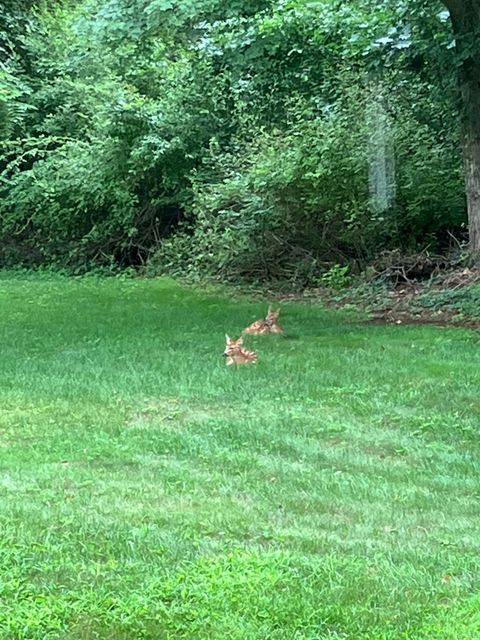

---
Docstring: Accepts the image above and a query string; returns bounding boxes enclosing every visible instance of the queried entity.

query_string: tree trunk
[463,58,480,253]
[443,0,480,253]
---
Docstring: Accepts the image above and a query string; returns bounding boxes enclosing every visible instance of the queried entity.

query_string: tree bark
[443,0,480,253]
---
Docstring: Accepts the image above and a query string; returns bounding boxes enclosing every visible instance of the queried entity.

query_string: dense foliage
[0,0,468,281]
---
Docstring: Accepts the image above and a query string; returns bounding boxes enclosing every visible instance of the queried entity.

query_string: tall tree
[442,0,480,252]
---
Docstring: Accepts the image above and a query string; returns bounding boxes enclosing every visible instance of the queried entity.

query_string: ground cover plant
[1,273,480,639]
[312,258,480,327]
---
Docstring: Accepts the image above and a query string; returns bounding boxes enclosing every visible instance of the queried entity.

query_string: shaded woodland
[1,0,479,283]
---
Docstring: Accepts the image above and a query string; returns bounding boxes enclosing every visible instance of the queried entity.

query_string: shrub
[148,84,375,285]
[148,73,465,286]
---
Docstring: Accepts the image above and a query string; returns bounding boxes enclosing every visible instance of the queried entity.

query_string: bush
[148,84,374,285]
[0,137,138,269]
[0,3,468,280]
[148,73,465,286]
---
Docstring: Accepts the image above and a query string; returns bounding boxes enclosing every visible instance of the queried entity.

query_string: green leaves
[0,0,469,272]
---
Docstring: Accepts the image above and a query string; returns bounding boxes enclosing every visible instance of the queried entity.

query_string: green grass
[1,273,480,639]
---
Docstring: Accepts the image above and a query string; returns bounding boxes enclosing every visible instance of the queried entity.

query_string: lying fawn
[223,335,258,365]
[243,305,284,335]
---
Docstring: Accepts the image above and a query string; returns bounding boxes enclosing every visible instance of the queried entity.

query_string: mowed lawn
[1,274,480,640]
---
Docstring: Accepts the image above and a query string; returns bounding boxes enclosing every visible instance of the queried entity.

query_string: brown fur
[223,335,258,366]
[243,305,284,335]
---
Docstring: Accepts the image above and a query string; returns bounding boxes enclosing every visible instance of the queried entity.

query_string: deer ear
[225,334,231,342]
[267,305,272,313]
[238,336,243,344]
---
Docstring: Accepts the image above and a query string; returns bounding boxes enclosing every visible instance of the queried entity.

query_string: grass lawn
[1,273,480,639]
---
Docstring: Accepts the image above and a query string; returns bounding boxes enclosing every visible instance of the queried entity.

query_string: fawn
[243,305,284,335]
[223,335,258,365]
